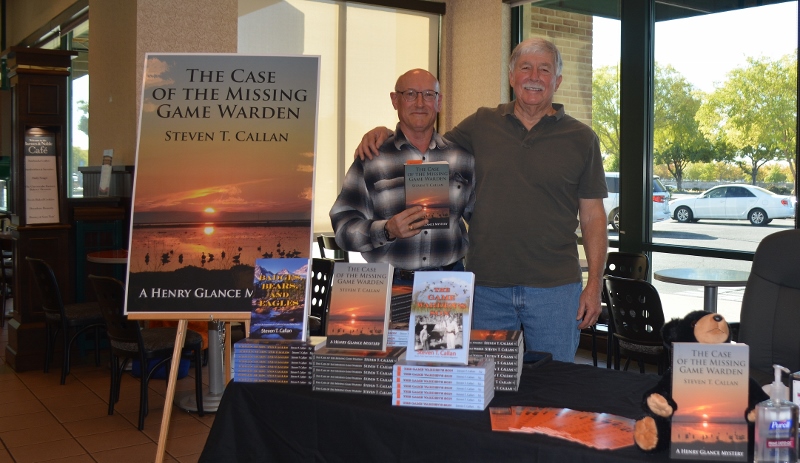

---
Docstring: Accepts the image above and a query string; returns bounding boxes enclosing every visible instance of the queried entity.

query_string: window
[238,0,440,232]
[653,1,797,249]
[650,2,797,321]
[69,22,89,198]
[40,18,89,198]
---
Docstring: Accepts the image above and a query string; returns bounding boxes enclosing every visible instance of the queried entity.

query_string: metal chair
[317,235,348,262]
[603,275,668,374]
[589,252,649,368]
[738,229,800,385]
[26,257,105,384]
[88,275,205,430]
[309,258,335,336]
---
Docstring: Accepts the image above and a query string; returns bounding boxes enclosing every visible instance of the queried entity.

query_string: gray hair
[508,37,563,77]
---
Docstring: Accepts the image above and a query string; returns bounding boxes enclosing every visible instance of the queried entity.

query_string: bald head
[395,69,440,93]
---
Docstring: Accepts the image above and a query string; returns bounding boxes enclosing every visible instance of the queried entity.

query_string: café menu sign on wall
[24,134,61,224]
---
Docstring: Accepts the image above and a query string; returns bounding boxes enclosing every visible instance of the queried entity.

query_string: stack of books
[391,357,495,410]
[469,330,524,391]
[232,337,324,385]
[311,346,407,396]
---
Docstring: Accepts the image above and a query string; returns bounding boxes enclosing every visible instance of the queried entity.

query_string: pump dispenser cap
[772,364,789,401]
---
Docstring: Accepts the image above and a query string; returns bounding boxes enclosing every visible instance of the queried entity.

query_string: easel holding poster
[128,53,320,463]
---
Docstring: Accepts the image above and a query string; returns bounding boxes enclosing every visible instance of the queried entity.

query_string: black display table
[200,360,716,462]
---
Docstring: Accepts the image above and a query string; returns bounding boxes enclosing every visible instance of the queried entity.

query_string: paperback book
[248,258,310,341]
[489,406,635,451]
[670,342,750,461]
[389,283,413,324]
[394,357,493,378]
[406,271,475,365]
[404,160,449,229]
[313,346,407,364]
[325,263,393,350]
[387,321,410,348]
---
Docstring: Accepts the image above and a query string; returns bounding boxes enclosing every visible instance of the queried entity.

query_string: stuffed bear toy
[632,310,769,453]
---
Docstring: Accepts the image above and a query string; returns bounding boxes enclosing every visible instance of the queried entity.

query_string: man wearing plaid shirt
[330,69,475,275]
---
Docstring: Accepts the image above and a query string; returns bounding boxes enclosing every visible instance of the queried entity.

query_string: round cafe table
[86,249,128,264]
[653,268,750,313]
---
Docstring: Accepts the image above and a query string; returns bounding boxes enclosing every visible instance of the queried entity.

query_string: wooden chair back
[88,275,143,354]
[25,257,65,322]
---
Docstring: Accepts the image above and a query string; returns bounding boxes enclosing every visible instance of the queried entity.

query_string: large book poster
[126,54,319,318]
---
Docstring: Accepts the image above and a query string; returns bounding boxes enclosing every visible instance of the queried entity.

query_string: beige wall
[89,0,137,166]
[439,0,510,131]
[90,0,237,166]
[2,0,77,46]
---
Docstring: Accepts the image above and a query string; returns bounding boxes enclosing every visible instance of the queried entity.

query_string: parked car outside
[670,184,796,226]
[603,172,671,231]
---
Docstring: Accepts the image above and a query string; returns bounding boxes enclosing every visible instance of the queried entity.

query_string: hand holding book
[384,206,429,241]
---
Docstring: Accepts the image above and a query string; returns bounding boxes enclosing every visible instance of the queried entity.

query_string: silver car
[670,184,796,226]
[603,173,671,231]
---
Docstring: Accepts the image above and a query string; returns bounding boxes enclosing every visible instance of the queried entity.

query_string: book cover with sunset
[126,53,319,317]
[670,342,750,461]
[325,262,393,351]
[248,258,309,341]
[406,271,475,365]
[405,161,449,229]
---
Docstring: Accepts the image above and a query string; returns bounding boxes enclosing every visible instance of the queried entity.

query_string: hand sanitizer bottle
[754,365,799,463]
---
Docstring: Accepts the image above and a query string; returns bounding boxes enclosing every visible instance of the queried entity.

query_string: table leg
[703,286,718,313]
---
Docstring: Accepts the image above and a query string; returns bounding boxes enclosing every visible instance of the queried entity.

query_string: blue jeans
[472,283,582,362]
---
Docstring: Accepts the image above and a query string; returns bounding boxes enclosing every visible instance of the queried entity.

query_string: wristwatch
[383,223,394,241]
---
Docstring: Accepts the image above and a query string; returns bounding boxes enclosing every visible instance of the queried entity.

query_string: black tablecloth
[199,360,714,463]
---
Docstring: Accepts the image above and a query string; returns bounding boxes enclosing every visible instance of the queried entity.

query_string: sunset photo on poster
[126,54,319,315]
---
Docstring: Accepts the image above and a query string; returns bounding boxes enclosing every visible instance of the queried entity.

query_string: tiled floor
[0,309,215,463]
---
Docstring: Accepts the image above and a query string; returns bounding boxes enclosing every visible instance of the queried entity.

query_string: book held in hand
[248,258,310,341]
[325,262,393,351]
[406,271,475,365]
[405,160,449,229]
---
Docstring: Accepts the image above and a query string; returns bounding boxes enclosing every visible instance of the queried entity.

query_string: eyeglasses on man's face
[394,89,439,102]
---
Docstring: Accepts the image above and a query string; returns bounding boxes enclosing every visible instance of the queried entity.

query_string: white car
[603,173,671,231]
[670,184,796,226]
